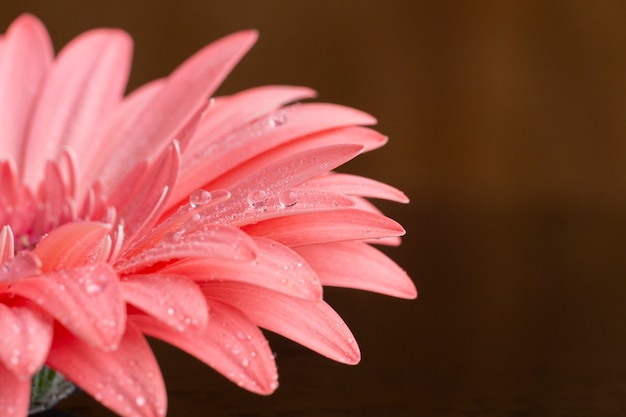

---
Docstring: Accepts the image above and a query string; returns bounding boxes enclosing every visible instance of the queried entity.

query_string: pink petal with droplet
[242,208,405,247]
[161,236,322,300]
[132,298,278,395]
[349,197,404,246]
[121,274,208,333]
[303,173,409,203]
[0,14,53,167]
[180,103,376,193]
[94,31,258,196]
[114,224,257,274]
[202,282,360,364]
[9,263,125,350]
[176,86,317,202]
[47,324,167,417]
[34,221,112,271]
[0,362,30,416]
[295,241,417,299]
[209,143,363,192]
[0,303,53,377]
[22,28,132,185]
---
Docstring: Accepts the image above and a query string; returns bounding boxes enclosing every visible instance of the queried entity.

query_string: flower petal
[121,274,208,333]
[94,31,258,196]
[0,362,30,416]
[161,236,322,300]
[210,143,363,193]
[295,241,417,299]
[0,303,53,377]
[242,208,405,247]
[202,282,360,364]
[176,85,317,202]
[0,14,52,166]
[47,323,167,417]
[23,28,132,185]
[0,226,14,263]
[34,221,112,271]
[109,140,181,240]
[303,173,409,203]
[183,103,376,191]
[9,263,125,350]
[115,224,257,274]
[132,298,278,395]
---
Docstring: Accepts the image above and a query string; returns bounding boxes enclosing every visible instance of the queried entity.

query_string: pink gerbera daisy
[0,14,416,417]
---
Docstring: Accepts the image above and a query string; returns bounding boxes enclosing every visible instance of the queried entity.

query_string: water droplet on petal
[167,307,175,316]
[241,357,250,367]
[268,111,287,127]
[278,190,298,208]
[189,189,212,207]
[247,190,268,208]
[136,395,146,407]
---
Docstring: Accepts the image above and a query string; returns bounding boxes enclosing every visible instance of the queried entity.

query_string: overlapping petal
[47,324,167,417]
[161,236,322,300]
[295,241,417,299]
[0,303,52,377]
[132,298,278,395]
[22,28,132,185]
[9,263,125,350]
[202,282,360,364]
[121,274,208,333]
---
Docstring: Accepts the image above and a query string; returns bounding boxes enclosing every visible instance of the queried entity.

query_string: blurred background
[2,1,626,416]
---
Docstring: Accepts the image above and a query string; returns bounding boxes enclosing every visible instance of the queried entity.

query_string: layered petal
[107,140,180,239]
[295,241,417,299]
[9,263,125,350]
[121,274,208,333]
[178,103,376,196]
[47,324,167,417]
[22,28,132,185]
[89,31,258,195]
[243,208,405,247]
[0,303,53,377]
[302,173,409,203]
[114,224,257,274]
[202,282,360,364]
[160,236,322,300]
[34,222,112,271]
[132,298,278,395]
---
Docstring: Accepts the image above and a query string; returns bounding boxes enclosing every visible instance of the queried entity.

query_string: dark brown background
[3,1,626,416]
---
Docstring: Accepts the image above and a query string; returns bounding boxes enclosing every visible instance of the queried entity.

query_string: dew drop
[279,190,298,208]
[167,307,175,316]
[136,395,146,407]
[189,189,212,207]
[247,190,268,208]
[268,111,287,127]
[86,282,103,294]
[241,357,250,367]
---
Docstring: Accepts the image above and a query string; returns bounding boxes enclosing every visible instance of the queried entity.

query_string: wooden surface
[1,1,625,415]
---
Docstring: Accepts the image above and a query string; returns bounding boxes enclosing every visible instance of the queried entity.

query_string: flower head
[0,14,416,417]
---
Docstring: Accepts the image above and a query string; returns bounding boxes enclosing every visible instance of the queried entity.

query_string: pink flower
[0,14,416,417]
